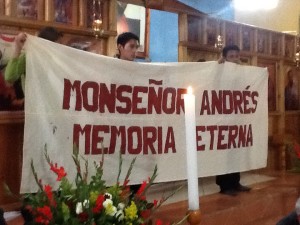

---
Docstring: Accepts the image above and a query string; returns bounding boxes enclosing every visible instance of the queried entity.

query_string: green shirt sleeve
[4,53,26,84]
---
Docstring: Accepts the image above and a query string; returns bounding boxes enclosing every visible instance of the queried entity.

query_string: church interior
[1,0,300,224]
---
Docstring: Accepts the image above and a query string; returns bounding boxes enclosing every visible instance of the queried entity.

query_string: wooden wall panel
[0,122,23,206]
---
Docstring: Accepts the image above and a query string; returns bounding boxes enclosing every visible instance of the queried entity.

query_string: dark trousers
[0,208,7,225]
[216,172,240,191]
[276,211,299,225]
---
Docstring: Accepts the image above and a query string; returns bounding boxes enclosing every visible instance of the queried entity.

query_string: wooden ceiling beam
[119,0,206,16]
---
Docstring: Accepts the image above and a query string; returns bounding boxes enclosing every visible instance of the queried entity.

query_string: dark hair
[38,27,63,42]
[117,32,139,46]
[222,45,240,57]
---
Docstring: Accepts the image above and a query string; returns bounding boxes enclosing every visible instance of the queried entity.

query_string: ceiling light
[233,0,279,11]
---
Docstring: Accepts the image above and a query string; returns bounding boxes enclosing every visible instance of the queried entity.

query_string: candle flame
[187,86,193,95]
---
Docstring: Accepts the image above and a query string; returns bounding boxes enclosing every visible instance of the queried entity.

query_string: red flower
[140,209,151,219]
[35,206,53,225]
[123,179,130,186]
[92,195,105,213]
[153,199,158,207]
[50,163,67,181]
[78,212,88,222]
[155,220,170,225]
[137,180,147,198]
[44,185,56,207]
[155,219,163,225]
[294,143,300,159]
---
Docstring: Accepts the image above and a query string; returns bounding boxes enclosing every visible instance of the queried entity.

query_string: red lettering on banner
[195,124,253,150]
[196,126,205,151]
[217,125,228,149]
[132,87,148,114]
[116,85,132,114]
[63,79,82,111]
[92,125,109,154]
[73,124,91,154]
[211,91,222,114]
[233,91,243,114]
[222,90,233,114]
[162,88,176,114]
[99,83,116,113]
[148,87,162,114]
[73,124,176,155]
[62,79,260,117]
[110,126,126,154]
[228,125,238,148]
[143,126,157,154]
[128,126,142,154]
[164,127,176,153]
[62,79,187,115]
[200,91,211,115]
[176,88,186,114]
[200,90,259,115]
[207,125,218,150]
[82,81,99,112]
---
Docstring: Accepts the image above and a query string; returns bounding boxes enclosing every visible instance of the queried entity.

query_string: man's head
[38,27,63,42]
[117,32,139,61]
[222,45,240,64]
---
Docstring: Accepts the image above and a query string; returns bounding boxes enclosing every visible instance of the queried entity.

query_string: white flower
[83,199,89,208]
[107,206,117,217]
[75,199,89,214]
[75,202,83,214]
[118,203,125,210]
[115,210,124,221]
[103,199,113,208]
[104,193,112,200]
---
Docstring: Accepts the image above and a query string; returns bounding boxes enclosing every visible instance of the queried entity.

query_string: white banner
[21,36,268,193]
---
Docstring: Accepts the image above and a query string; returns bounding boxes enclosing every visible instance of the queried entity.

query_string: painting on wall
[284,67,300,111]
[54,0,73,24]
[257,60,277,111]
[0,31,24,112]
[257,30,269,54]
[285,35,295,58]
[241,27,253,51]
[188,16,202,43]
[225,22,239,46]
[271,33,281,56]
[206,18,218,46]
[117,1,149,58]
[16,0,37,19]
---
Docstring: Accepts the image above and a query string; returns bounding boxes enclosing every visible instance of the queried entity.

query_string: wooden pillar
[178,13,188,62]
[278,58,286,170]
[0,119,24,207]
[72,0,79,26]
[4,0,13,16]
[45,0,54,22]
[37,1,45,21]
[106,0,117,57]
[78,0,87,27]
[0,1,4,16]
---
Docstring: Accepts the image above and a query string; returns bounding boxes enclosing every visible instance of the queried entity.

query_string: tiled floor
[3,171,300,225]
[151,171,300,225]
[147,171,276,204]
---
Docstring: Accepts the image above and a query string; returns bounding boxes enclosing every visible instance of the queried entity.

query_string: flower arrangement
[21,148,185,225]
[286,142,300,172]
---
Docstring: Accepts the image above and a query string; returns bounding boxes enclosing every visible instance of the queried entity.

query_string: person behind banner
[285,69,299,110]
[216,44,251,196]
[4,27,63,98]
[115,31,141,195]
[115,31,139,61]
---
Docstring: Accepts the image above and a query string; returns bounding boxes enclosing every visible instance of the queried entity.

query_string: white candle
[184,86,199,210]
